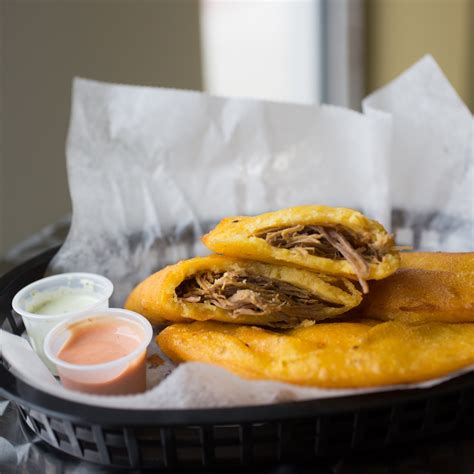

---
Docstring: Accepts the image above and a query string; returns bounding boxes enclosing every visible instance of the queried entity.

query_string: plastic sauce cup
[12,273,114,372]
[44,309,153,395]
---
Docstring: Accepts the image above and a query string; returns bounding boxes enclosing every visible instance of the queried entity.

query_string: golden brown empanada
[350,252,474,323]
[401,251,474,273]
[158,320,474,388]
[125,255,362,328]
[202,205,400,293]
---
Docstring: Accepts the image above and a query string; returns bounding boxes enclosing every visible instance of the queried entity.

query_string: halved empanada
[125,255,362,328]
[202,205,400,292]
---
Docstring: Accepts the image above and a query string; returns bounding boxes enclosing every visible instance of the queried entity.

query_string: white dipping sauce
[28,289,100,315]
[12,272,114,374]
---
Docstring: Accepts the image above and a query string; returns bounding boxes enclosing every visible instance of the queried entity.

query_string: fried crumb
[147,353,165,368]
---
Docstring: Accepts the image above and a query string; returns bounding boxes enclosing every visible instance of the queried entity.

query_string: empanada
[350,252,474,323]
[125,255,362,328]
[202,205,399,293]
[401,251,474,273]
[158,320,474,388]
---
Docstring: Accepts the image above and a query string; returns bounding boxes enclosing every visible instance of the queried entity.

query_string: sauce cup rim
[12,272,114,321]
[43,308,153,372]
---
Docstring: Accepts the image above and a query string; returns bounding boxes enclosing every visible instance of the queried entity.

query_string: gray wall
[0,0,202,255]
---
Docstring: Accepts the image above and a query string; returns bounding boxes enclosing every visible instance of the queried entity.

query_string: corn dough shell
[350,259,474,323]
[202,205,400,281]
[125,254,362,327]
[401,251,474,273]
[158,320,474,388]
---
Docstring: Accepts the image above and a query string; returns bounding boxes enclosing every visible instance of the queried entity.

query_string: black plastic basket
[1,248,474,470]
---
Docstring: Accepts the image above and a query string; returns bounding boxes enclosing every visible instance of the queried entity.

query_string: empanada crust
[125,255,362,327]
[158,320,474,388]
[202,205,400,281]
[401,251,474,273]
[350,262,474,323]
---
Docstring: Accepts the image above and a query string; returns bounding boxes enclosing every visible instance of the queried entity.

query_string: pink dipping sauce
[56,318,147,395]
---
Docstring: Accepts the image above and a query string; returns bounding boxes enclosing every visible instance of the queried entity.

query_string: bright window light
[200,0,322,104]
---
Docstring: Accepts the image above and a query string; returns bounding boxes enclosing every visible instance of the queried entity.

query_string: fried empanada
[351,272,474,323]
[202,205,400,293]
[348,252,474,323]
[158,320,474,388]
[125,255,362,328]
[401,251,474,273]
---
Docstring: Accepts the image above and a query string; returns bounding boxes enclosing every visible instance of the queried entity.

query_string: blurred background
[0,0,473,268]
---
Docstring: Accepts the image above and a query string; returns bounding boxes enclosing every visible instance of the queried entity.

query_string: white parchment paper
[4,56,473,409]
[363,55,474,250]
[2,329,474,409]
[50,78,392,304]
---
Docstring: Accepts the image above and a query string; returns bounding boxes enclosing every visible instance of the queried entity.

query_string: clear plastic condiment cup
[12,273,114,372]
[44,309,153,395]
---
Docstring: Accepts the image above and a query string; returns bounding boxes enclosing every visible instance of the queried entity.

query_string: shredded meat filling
[175,271,343,324]
[255,225,393,294]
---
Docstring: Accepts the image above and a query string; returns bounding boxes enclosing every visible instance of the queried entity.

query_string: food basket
[1,247,474,470]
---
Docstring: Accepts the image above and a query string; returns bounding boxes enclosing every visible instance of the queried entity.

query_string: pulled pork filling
[255,225,393,294]
[175,271,343,324]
